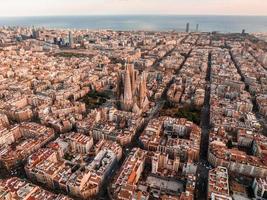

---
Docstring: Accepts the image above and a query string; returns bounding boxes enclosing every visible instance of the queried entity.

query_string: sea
[0,15,267,33]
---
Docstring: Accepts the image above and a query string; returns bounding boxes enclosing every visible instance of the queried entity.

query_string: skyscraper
[69,31,74,48]
[32,27,40,39]
[186,23,190,33]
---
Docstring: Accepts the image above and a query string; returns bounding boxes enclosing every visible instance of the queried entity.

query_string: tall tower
[139,71,147,107]
[32,26,39,39]
[117,72,123,98]
[118,65,149,113]
[186,23,190,33]
[128,64,136,94]
[196,24,199,32]
[122,65,133,111]
[69,31,74,48]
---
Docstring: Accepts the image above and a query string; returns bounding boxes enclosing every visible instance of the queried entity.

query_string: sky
[0,0,266,16]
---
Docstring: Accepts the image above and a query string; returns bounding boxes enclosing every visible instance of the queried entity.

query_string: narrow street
[195,52,212,200]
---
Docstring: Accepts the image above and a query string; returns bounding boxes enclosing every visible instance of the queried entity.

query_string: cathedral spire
[122,65,133,111]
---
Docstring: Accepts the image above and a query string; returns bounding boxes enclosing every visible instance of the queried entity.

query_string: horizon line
[1,14,267,18]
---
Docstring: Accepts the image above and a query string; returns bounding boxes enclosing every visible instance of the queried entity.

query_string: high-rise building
[69,31,74,48]
[32,27,40,39]
[196,24,199,32]
[186,23,190,33]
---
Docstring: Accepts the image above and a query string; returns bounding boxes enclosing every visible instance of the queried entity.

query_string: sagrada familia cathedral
[117,64,149,114]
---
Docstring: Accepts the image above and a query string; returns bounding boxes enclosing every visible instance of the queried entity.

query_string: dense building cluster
[0,177,71,200]
[140,117,201,162]
[167,48,208,108]
[25,133,122,199]
[208,48,267,178]
[76,107,144,146]
[0,27,266,200]
[0,122,55,169]
[207,166,231,200]
[111,148,196,200]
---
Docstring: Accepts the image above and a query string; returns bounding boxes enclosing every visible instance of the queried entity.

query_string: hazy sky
[0,0,266,16]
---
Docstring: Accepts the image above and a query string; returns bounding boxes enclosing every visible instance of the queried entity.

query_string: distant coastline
[0,15,267,33]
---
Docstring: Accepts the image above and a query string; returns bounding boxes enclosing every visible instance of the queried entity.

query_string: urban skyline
[0,1,267,200]
[0,25,267,200]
